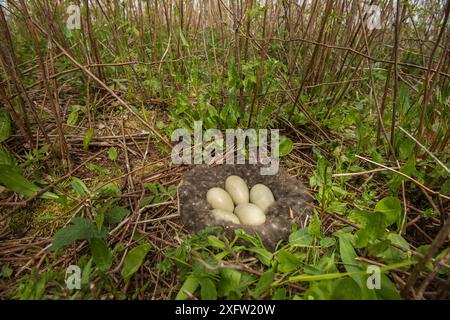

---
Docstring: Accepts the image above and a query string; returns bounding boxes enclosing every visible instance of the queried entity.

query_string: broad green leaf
[0,108,11,142]
[326,201,347,214]
[279,135,293,157]
[0,146,17,167]
[1,265,13,278]
[199,278,217,300]
[107,206,128,225]
[442,179,450,195]
[303,280,335,299]
[121,243,151,282]
[272,287,286,300]
[338,234,376,299]
[71,177,90,196]
[234,229,263,247]
[252,270,274,298]
[96,182,121,196]
[81,258,93,288]
[276,249,301,273]
[319,237,336,248]
[51,217,99,251]
[218,268,241,297]
[179,28,189,47]
[85,163,109,175]
[331,277,362,299]
[66,110,79,126]
[354,212,387,248]
[214,250,230,261]
[304,254,338,275]
[90,238,112,272]
[388,158,418,191]
[308,214,322,238]
[338,234,360,276]
[368,239,391,256]
[0,165,58,200]
[83,128,94,150]
[207,235,226,249]
[247,247,273,266]
[375,196,401,226]
[289,228,313,247]
[108,147,118,161]
[375,233,410,263]
[376,273,401,300]
[176,274,199,300]
[317,157,329,182]
[95,212,104,231]
[398,138,414,160]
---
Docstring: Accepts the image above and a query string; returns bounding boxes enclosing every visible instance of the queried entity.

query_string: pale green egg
[225,175,250,205]
[250,184,275,213]
[206,187,234,212]
[234,203,266,226]
[211,209,241,224]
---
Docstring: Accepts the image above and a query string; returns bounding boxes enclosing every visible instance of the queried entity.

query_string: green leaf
[303,280,335,299]
[107,206,128,225]
[279,136,293,157]
[338,234,362,280]
[319,237,336,248]
[0,146,17,167]
[235,229,263,247]
[398,138,414,160]
[375,233,410,263]
[331,277,362,299]
[247,247,273,266]
[0,165,39,196]
[326,201,347,214]
[317,157,329,182]
[304,253,338,275]
[179,28,189,47]
[441,179,450,195]
[96,182,121,196]
[272,287,286,300]
[368,239,391,256]
[199,278,217,300]
[289,228,313,247]
[95,212,104,231]
[85,162,109,175]
[0,165,58,200]
[375,196,401,226]
[207,235,226,249]
[1,265,13,278]
[349,211,387,248]
[376,273,401,300]
[276,249,301,273]
[51,217,99,251]
[252,270,274,298]
[90,238,112,272]
[218,268,241,297]
[176,274,199,300]
[83,128,94,151]
[66,110,79,126]
[0,108,11,142]
[108,147,118,161]
[308,214,322,238]
[71,177,90,196]
[338,234,376,299]
[121,243,151,282]
[81,258,93,288]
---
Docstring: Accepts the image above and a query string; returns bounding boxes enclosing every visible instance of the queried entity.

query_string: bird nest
[177,164,314,249]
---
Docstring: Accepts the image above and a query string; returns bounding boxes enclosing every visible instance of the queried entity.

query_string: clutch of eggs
[206,175,275,226]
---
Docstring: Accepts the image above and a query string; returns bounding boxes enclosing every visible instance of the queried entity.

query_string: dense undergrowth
[0,0,449,300]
